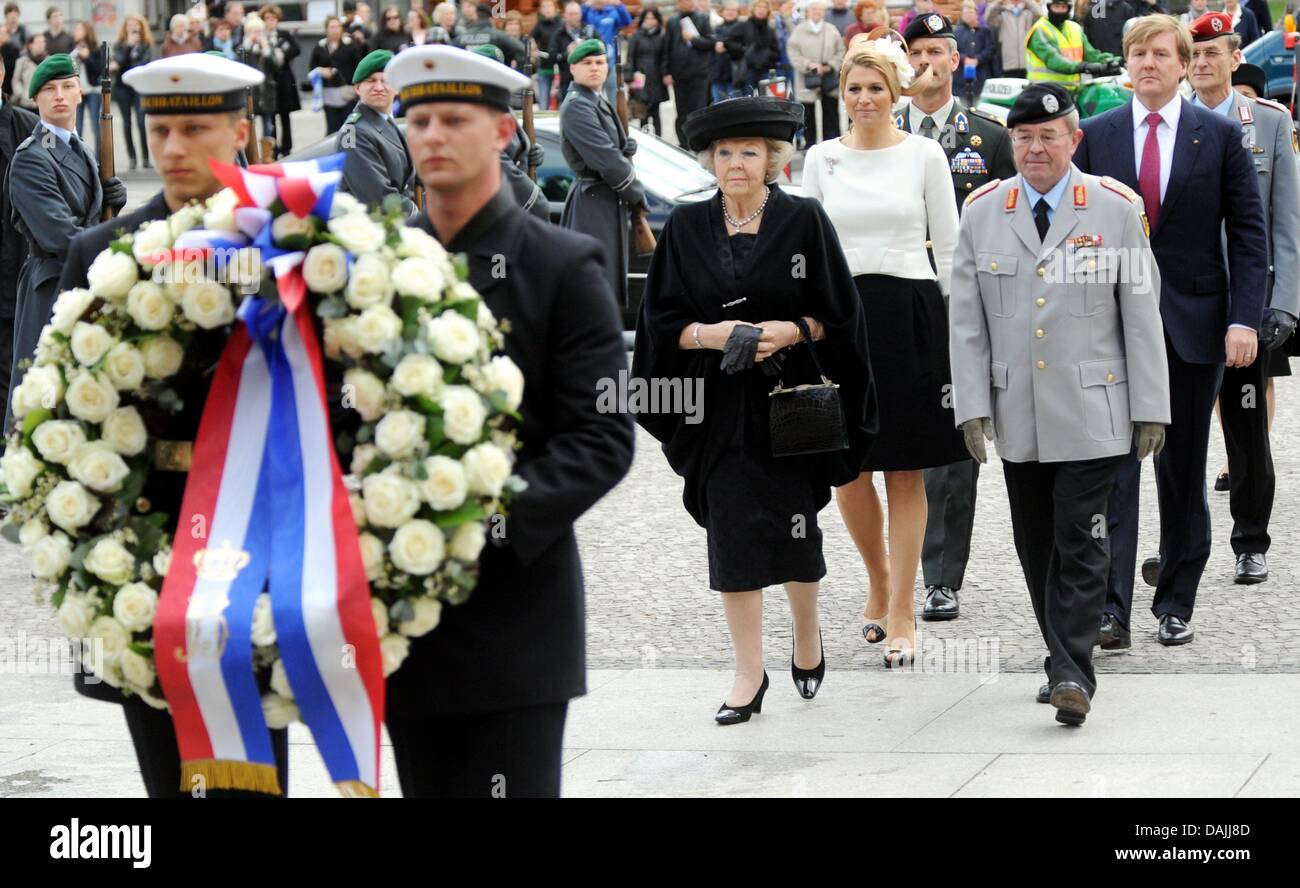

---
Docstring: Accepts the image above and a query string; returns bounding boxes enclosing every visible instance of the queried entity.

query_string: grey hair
[1062,109,1080,132]
[697,138,796,184]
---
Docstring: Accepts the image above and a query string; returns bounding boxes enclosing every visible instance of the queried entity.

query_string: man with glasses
[949,83,1169,725]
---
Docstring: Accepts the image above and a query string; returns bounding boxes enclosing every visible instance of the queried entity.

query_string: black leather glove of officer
[527,140,545,171]
[103,176,128,212]
[1082,61,1109,76]
[1105,58,1124,74]
[622,138,638,158]
[719,324,762,375]
[1260,308,1297,351]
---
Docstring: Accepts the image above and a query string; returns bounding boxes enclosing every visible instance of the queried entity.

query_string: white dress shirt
[1131,93,1181,201]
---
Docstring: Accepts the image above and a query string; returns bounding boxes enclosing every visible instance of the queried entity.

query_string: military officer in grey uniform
[4,53,125,429]
[895,13,1016,621]
[559,38,645,308]
[949,84,1170,726]
[1184,12,1300,586]
[338,49,418,217]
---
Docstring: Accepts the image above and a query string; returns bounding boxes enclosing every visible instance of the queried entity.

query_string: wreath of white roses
[0,187,525,723]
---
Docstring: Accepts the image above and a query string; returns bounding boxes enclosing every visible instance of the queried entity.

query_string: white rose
[328,212,386,255]
[350,442,380,476]
[344,368,387,422]
[420,455,467,511]
[56,593,93,638]
[388,519,445,576]
[476,300,497,331]
[168,203,205,239]
[94,659,125,689]
[325,316,366,359]
[132,220,174,268]
[10,365,63,418]
[374,409,425,460]
[349,492,367,528]
[379,633,410,677]
[440,385,487,445]
[46,480,101,532]
[103,342,146,392]
[1,446,44,498]
[396,225,445,260]
[119,648,157,691]
[112,581,158,633]
[101,407,148,457]
[344,253,394,310]
[271,211,316,245]
[182,282,235,329]
[358,532,385,581]
[302,243,349,293]
[152,547,172,577]
[389,353,443,399]
[480,355,524,412]
[64,372,120,423]
[141,336,184,379]
[251,593,277,647]
[398,595,443,638]
[30,531,73,580]
[89,616,131,665]
[50,288,95,334]
[391,257,444,301]
[67,441,131,493]
[261,692,300,729]
[269,657,294,698]
[462,442,512,497]
[202,188,240,232]
[87,250,139,301]
[70,322,118,366]
[427,310,480,364]
[354,305,403,354]
[31,420,87,465]
[329,192,363,219]
[449,521,487,563]
[361,472,421,528]
[370,597,389,636]
[84,538,136,586]
[18,518,48,548]
[126,281,175,330]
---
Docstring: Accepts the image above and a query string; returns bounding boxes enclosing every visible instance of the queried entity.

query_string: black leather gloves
[719,324,762,375]
[103,176,128,212]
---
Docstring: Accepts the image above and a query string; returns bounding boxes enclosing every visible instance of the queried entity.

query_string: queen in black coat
[631,97,875,720]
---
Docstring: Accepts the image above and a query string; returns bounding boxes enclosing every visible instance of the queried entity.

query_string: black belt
[25,240,59,260]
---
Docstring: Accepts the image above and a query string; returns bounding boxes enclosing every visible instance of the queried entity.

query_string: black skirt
[854,274,968,472]
[704,445,828,593]
[1267,344,1291,378]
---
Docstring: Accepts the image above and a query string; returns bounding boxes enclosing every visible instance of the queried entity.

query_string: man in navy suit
[1072,14,1267,647]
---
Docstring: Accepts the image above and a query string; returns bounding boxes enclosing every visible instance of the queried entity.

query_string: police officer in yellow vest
[1026,0,1122,91]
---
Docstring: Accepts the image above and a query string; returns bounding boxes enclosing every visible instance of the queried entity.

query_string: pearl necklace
[722,186,770,235]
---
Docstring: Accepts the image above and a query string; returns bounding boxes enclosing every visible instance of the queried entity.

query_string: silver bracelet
[693,323,703,349]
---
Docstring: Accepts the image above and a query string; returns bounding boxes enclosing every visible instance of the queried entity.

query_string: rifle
[614,37,655,255]
[522,35,537,182]
[99,41,116,222]
[239,48,276,164]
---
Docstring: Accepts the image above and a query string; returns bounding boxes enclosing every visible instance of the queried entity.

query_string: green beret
[352,49,393,85]
[29,53,77,100]
[471,44,505,65]
[567,38,606,66]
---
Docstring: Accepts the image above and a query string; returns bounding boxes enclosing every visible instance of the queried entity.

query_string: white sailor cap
[385,45,529,111]
[123,52,264,114]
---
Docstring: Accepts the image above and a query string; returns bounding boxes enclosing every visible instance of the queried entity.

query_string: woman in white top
[802,38,966,668]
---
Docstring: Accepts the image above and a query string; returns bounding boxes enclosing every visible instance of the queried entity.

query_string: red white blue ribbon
[154,153,385,796]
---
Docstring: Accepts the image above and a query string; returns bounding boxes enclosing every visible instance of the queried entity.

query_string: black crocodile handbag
[768,318,848,457]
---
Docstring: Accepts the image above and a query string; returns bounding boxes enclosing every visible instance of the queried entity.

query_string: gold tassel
[179,759,284,796]
[336,780,380,798]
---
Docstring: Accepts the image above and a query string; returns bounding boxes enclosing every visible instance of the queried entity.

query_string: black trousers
[1004,456,1122,697]
[922,459,980,591]
[0,308,14,415]
[1106,343,1222,625]
[672,77,710,147]
[386,703,568,798]
[324,104,350,135]
[801,93,840,144]
[1219,351,1274,555]
[121,695,289,798]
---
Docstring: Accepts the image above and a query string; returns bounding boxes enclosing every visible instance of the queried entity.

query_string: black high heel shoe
[791,629,825,700]
[715,671,770,725]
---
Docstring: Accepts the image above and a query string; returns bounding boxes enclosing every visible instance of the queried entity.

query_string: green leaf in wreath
[116,463,149,509]
[432,501,486,530]
[443,299,479,322]
[355,424,373,444]
[451,253,469,281]
[69,539,94,571]
[397,296,425,326]
[128,641,155,657]
[388,598,416,624]
[442,365,463,386]
[20,407,53,447]
[109,239,134,256]
[412,394,443,416]
[426,415,445,448]
[51,579,67,610]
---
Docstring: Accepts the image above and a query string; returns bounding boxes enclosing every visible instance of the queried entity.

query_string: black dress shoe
[1036,683,1052,704]
[1096,613,1131,651]
[1214,472,1230,492]
[1049,681,1090,725]
[1156,614,1194,646]
[791,629,825,700]
[922,585,959,621]
[715,672,770,725]
[1141,556,1160,587]
[1234,553,1268,585]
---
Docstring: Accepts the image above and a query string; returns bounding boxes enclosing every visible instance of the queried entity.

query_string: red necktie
[1138,111,1163,231]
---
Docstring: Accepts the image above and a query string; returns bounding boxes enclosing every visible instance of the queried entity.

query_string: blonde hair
[1122,14,1193,65]
[697,138,797,184]
[838,41,941,104]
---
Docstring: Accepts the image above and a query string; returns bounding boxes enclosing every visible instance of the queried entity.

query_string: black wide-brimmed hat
[1231,63,1267,97]
[682,97,805,153]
